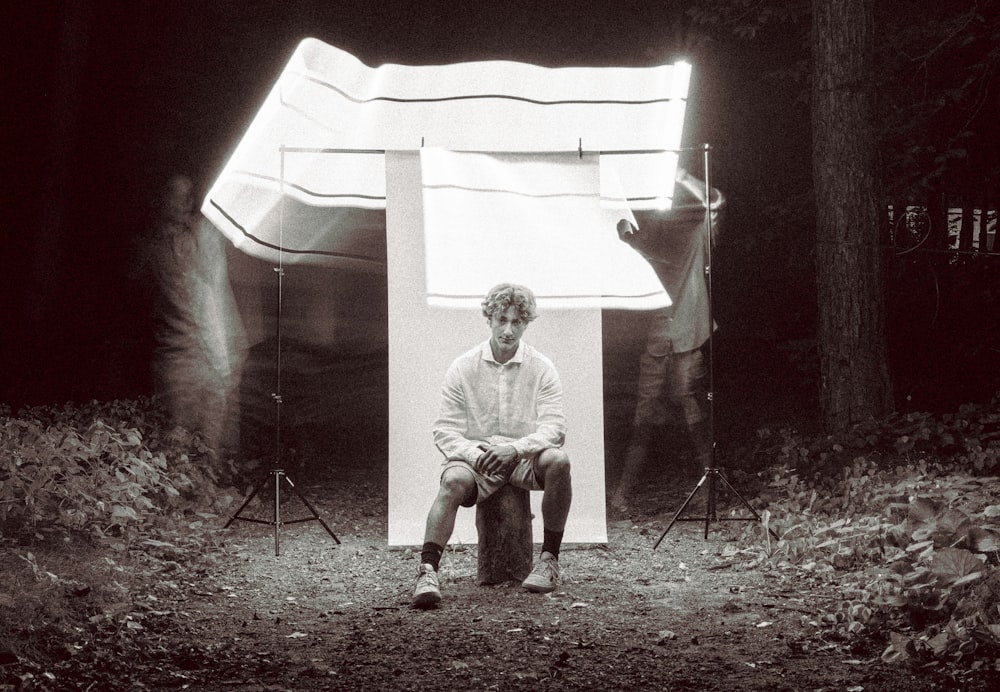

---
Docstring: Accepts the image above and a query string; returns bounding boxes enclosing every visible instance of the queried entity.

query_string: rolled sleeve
[510,368,565,456]
[432,364,483,462]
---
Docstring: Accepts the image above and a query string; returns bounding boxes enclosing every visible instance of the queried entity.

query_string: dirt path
[141,477,998,688]
[9,469,985,690]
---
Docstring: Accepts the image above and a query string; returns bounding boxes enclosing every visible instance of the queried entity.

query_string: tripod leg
[283,474,340,544]
[715,472,780,541]
[224,471,270,528]
[224,469,340,553]
[704,470,718,540]
[653,471,707,550]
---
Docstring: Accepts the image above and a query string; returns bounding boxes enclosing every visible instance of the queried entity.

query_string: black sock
[420,542,444,571]
[541,529,563,559]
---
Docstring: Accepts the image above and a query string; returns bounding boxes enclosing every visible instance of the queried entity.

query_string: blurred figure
[139,174,246,455]
[611,167,725,511]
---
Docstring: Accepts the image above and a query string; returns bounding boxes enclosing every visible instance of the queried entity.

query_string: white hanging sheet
[420,149,670,310]
[201,39,690,277]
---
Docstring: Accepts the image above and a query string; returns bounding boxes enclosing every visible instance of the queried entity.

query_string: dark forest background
[2,1,997,448]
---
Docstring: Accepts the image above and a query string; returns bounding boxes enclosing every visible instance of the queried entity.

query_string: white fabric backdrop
[386,151,608,546]
[201,39,690,270]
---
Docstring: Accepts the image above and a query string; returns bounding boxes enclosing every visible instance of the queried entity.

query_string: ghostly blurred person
[143,174,246,454]
[610,167,725,511]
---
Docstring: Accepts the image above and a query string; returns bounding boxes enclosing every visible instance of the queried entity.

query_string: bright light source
[202,40,692,279]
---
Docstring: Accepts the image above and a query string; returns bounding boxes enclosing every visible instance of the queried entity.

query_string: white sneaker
[522,552,559,593]
[413,563,441,607]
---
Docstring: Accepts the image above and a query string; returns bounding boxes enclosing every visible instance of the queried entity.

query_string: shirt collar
[480,339,526,365]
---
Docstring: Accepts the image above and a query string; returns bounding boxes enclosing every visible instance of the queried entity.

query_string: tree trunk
[926,188,950,250]
[476,484,533,585]
[811,0,893,431]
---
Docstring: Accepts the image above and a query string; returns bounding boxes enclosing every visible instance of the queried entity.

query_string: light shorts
[441,454,544,507]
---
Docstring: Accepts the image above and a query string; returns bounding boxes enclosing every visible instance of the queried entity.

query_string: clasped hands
[475,443,519,477]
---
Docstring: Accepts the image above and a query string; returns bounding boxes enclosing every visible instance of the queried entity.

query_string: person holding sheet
[413,283,572,608]
[611,167,725,511]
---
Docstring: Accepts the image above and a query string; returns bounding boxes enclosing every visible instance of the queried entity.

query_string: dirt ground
[3,331,990,691]
[7,462,989,692]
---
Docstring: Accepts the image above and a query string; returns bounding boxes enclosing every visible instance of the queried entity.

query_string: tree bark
[926,187,950,250]
[811,0,893,431]
[476,484,533,585]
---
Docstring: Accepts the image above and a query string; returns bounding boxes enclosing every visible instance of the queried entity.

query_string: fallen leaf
[656,630,676,643]
[929,548,984,584]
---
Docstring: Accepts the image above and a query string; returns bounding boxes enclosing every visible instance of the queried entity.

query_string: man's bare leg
[610,425,652,511]
[613,344,669,510]
[523,448,572,593]
[423,467,476,548]
[414,467,476,607]
[537,448,572,532]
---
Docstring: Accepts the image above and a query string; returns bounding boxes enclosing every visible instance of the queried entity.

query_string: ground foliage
[1,397,999,690]
[749,397,1000,672]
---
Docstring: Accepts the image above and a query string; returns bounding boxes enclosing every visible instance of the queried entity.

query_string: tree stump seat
[475,483,533,585]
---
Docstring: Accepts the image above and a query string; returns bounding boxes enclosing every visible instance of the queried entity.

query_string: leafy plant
[0,398,232,540]
[0,398,239,667]
[738,401,1000,670]
[877,497,1000,665]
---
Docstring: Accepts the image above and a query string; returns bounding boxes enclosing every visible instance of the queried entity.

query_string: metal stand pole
[653,144,777,548]
[225,146,340,555]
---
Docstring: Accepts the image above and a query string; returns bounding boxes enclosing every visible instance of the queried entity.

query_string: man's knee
[439,468,476,504]
[538,448,571,479]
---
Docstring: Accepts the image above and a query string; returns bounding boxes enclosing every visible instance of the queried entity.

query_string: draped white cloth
[420,149,670,309]
[201,38,690,286]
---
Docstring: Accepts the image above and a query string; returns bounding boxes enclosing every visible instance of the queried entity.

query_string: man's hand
[476,444,519,477]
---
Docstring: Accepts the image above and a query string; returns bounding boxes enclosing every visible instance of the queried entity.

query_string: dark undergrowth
[2,394,999,687]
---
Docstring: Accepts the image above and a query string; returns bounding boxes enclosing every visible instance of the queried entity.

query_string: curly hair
[481,283,537,323]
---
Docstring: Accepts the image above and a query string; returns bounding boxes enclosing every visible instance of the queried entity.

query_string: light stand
[654,144,777,548]
[225,147,340,555]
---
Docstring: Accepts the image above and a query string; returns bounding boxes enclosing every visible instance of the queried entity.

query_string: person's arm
[675,168,725,242]
[675,167,724,211]
[510,367,566,457]
[432,363,486,464]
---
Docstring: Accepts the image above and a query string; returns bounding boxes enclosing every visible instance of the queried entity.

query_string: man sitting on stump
[413,283,572,608]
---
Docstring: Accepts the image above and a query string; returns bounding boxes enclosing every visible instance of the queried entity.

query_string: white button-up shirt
[433,339,566,463]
